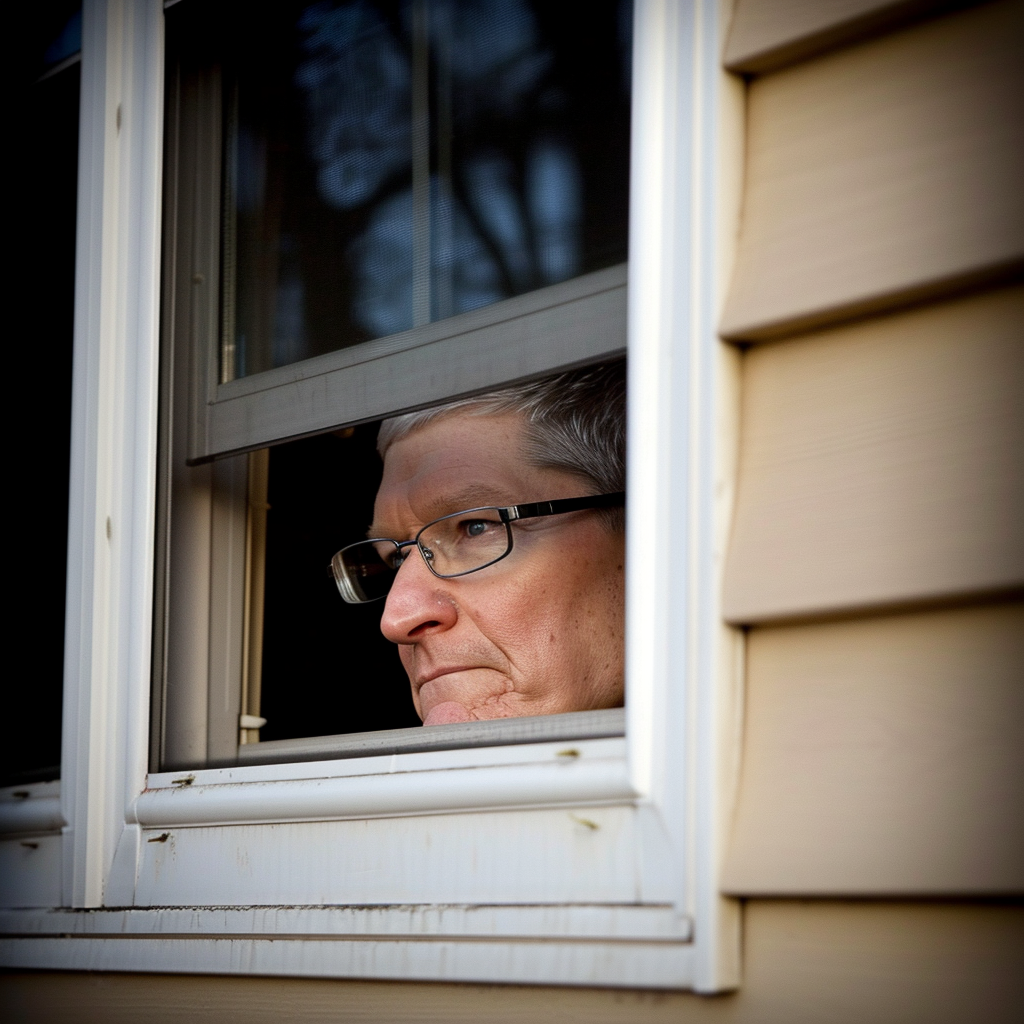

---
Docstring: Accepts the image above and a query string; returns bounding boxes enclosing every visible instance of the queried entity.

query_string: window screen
[222,0,632,380]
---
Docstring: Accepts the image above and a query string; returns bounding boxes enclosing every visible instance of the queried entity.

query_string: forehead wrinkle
[370,409,533,539]
[368,483,519,539]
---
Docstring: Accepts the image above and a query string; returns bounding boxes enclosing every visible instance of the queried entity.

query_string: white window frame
[0,0,745,993]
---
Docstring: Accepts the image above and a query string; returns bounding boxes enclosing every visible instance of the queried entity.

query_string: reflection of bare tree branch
[262,0,601,344]
[452,162,523,298]
[297,2,412,210]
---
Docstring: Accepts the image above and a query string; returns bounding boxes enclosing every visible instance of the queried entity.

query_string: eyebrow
[367,485,518,539]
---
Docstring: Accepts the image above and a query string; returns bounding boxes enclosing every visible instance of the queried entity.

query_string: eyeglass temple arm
[501,491,625,523]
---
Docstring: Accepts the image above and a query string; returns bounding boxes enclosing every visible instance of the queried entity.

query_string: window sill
[140,735,631,825]
[0,903,695,988]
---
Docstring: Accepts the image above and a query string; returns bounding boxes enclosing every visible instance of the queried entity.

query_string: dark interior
[257,426,421,740]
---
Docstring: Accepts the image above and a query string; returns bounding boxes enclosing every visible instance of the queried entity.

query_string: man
[332,363,625,725]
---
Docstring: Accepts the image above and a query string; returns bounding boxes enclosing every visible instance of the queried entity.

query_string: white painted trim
[0,800,63,839]
[62,0,164,908]
[0,934,695,990]
[0,783,64,908]
[625,0,743,991]
[2,0,745,993]
[0,782,63,838]
[135,757,633,828]
[0,838,64,910]
[0,905,691,941]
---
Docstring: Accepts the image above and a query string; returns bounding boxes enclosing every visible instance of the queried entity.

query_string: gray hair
[377,362,626,507]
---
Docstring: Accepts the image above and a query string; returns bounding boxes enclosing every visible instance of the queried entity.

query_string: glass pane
[223,0,633,380]
[6,5,82,784]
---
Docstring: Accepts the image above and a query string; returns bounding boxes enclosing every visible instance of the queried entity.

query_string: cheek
[550,544,625,668]
[396,645,417,685]
[455,573,552,664]
[500,556,619,664]
[396,646,424,713]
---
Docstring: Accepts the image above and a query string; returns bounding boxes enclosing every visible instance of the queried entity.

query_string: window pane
[6,6,81,784]
[223,0,633,380]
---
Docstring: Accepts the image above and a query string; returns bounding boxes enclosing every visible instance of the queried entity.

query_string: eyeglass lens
[333,508,514,603]
[331,543,399,603]
[422,509,513,575]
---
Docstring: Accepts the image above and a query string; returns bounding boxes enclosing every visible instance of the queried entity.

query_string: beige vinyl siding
[714,0,1024,1009]
[721,285,1024,623]
[722,602,1024,894]
[722,0,976,74]
[719,0,1024,342]
[5,902,1023,1022]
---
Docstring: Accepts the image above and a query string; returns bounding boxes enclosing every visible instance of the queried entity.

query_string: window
[5,3,82,787]
[1,0,743,994]
[0,2,83,910]
[156,0,633,765]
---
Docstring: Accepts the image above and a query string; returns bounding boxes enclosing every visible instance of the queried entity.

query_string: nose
[379,546,458,643]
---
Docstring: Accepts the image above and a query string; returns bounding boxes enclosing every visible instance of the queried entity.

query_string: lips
[413,666,484,690]
[398,643,513,721]
[410,664,508,724]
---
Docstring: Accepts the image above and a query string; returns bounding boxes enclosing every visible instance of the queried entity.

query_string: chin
[420,701,478,726]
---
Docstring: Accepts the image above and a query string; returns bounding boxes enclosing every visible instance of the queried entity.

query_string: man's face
[371,410,625,725]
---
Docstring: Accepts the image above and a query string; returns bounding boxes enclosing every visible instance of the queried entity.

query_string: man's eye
[460,519,496,539]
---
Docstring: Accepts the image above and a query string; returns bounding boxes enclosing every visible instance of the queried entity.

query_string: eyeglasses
[331,491,625,604]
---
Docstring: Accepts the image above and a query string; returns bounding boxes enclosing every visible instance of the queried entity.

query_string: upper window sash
[163,1,630,462]
[196,265,626,460]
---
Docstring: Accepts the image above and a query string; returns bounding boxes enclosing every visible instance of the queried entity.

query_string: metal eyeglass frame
[332,491,625,604]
